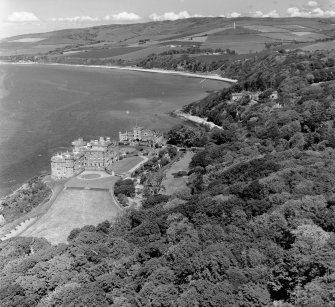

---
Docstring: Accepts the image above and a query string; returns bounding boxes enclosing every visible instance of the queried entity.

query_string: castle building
[119,126,163,145]
[51,137,119,179]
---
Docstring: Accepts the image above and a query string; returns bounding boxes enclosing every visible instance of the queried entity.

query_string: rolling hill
[1,17,335,59]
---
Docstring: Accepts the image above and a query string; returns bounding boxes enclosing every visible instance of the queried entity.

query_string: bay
[0,63,227,197]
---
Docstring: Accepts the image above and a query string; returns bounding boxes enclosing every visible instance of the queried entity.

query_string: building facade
[119,126,162,145]
[51,137,119,179]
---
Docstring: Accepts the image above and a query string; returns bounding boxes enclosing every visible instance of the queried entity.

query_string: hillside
[1,17,335,62]
[1,47,335,306]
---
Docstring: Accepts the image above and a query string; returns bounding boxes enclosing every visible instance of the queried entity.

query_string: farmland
[68,46,144,58]
[2,17,335,59]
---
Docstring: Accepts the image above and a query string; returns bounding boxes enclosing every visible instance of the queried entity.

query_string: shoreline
[0,61,227,199]
[0,61,238,83]
[173,110,222,130]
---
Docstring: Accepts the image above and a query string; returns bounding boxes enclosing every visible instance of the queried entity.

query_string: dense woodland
[0,177,51,224]
[3,49,335,306]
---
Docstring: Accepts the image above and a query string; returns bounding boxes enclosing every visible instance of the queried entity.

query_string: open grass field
[0,44,68,56]
[2,17,335,58]
[108,156,144,173]
[16,160,144,243]
[202,42,269,54]
[157,40,203,47]
[276,24,314,31]
[69,47,145,58]
[110,45,188,60]
[259,32,328,42]
[20,188,120,244]
[244,25,289,33]
[65,175,119,189]
[301,40,335,51]
[161,151,194,195]
[204,33,280,53]
[206,34,278,43]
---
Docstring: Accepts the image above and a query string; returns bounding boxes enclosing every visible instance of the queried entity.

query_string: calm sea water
[0,63,227,197]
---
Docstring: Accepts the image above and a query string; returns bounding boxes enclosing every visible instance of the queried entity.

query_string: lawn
[161,151,194,195]
[20,189,120,244]
[108,156,144,173]
[65,176,119,189]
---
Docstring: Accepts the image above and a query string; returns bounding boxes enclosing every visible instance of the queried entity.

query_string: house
[119,126,163,146]
[250,91,262,101]
[231,92,245,102]
[51,137,119,179]
[270,91,278,100]
[231,91,262,103]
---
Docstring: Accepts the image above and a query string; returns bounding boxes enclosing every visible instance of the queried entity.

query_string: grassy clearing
[20,189,120,244]
[161,151,194,195]
[108,156,144,173]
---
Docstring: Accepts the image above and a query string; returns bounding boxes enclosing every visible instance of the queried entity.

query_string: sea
[0,63,228,197]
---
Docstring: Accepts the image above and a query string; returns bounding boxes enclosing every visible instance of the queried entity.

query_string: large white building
[119,126,163,145]
[51,137,119,179]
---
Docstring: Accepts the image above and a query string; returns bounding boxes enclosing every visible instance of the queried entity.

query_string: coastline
[173,110,223,130]
[0,61,238,83]
[0,61,227,199]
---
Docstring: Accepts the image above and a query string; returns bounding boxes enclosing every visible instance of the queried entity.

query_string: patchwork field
[20,188,120,244]
[1,17,335,58]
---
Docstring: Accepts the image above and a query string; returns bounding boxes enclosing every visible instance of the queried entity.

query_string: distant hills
[1,17,335,60]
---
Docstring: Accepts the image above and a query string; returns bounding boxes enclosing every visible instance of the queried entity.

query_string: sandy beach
[0,61,238,83]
